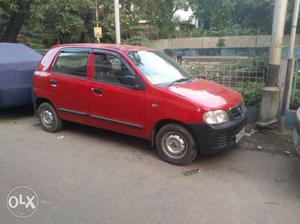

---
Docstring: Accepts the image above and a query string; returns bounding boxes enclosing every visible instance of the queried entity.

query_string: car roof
[51,43,153,52]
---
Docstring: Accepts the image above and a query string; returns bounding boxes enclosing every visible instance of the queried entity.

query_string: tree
[232,0,274,35]
[2,0,298,47]
[129,0,187,38]
[0,0,34,42]
[188,0,236,35]
[28,0,95,45]
[187,0,282,36]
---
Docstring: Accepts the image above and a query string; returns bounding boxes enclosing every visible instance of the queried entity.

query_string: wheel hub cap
[42,110,54,125]
[162,133,187,159]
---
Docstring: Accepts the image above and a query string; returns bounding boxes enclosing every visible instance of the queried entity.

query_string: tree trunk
[1,0,31,42]
[79,32,86,43]
[1,12,25,42]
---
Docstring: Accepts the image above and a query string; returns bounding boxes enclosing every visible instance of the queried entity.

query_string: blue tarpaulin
[0,43,42,108]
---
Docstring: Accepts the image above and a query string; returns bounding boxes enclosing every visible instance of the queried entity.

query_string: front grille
[229,103,245,120]
[217,134,227,148]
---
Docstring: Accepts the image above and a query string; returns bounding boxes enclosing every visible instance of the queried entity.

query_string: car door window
[52,51,88,78]
[94,53,135,87]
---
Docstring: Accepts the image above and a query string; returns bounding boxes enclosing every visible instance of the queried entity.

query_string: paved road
[0,108,300,224]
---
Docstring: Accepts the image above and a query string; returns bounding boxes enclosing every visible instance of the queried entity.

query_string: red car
[33,44,247,165]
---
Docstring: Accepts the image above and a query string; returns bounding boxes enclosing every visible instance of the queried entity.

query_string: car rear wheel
[38,102,62,132]
[155,124,197,165]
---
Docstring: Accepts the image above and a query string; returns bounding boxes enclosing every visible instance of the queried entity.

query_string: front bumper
[189,112,247,154]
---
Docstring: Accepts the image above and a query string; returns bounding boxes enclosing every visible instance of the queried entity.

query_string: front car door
[88,49,146,137]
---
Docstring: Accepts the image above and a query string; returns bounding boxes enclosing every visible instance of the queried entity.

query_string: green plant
[122,37,152,46]
[293,91,300,104]
[234,82,263,108]
[217,37,225,48]
[290,90,300,110]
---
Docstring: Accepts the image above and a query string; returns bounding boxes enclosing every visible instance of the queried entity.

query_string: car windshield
[126,50,194,86]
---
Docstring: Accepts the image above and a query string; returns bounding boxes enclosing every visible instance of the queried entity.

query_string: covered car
[293,107,300,157]
[0,43,42,108]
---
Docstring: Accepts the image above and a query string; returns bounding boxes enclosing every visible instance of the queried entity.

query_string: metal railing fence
[182,57,267,88]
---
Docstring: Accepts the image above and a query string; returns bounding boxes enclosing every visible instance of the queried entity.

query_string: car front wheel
[155,124,197,165]
[38,102,62,133]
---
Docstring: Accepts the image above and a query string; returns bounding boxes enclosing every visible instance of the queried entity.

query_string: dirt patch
[240,124,296,157]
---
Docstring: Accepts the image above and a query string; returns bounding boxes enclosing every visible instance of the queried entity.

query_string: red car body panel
[165,79,242,111]
[33,43,244,143]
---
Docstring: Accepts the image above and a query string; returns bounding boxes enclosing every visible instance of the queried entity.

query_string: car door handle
[50,79,57,86]
[92,88,102,94]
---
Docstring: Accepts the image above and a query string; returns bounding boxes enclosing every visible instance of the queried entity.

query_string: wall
[150,35,300,51]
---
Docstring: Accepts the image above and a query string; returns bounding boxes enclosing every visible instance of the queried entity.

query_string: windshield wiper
[168,77,193,86]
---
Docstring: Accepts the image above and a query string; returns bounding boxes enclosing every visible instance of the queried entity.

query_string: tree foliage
[0,0,36,42]
[29,0,95,46]
[189,0,235,33]
[187,0,276,36]
[0,0,298,47]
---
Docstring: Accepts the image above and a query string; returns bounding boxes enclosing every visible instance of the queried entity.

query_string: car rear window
[52,51,88,78]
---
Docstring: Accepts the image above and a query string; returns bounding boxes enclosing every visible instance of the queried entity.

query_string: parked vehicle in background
[293,107,300,157]
[0,43,42,108]
[33,44,247,165]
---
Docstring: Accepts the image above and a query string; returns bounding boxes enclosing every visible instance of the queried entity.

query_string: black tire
[37,102,62,132]
[155,124,197,165]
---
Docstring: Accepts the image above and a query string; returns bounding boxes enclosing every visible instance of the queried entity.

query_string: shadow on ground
[0,105,34,119]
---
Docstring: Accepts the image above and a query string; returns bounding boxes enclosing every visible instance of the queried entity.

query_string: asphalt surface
[0,107,300,224]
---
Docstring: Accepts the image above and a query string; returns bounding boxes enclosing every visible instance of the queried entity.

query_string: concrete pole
[114,0,121,44]
[95,0,100,43]
[257,0,288,127]
[288,0,300,59]
[280,0,300,130]
[95,0,99,27]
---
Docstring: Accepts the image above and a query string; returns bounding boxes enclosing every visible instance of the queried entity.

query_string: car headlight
[203,110,230,125]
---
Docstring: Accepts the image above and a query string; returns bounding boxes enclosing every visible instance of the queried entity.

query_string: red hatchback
[33,44,247,165]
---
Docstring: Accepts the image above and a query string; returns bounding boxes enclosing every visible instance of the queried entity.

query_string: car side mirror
[124,76,144,90]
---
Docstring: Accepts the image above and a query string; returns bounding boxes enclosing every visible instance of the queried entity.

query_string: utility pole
[257,0,288,127]
[95,0,99,27]
[114,0,121,44]
[94,0,102,43]
[280,0,300,130]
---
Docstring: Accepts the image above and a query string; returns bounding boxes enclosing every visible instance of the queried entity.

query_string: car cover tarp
[0,43,42,108]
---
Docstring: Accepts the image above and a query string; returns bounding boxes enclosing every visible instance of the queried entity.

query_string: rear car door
[49,48,92,122]
[88,49,146,137]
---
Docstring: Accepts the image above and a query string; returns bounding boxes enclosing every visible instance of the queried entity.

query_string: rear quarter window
[39,48,59,71]
[52,51,88,77]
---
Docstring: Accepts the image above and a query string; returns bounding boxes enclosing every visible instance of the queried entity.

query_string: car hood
[165,79,242,110]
